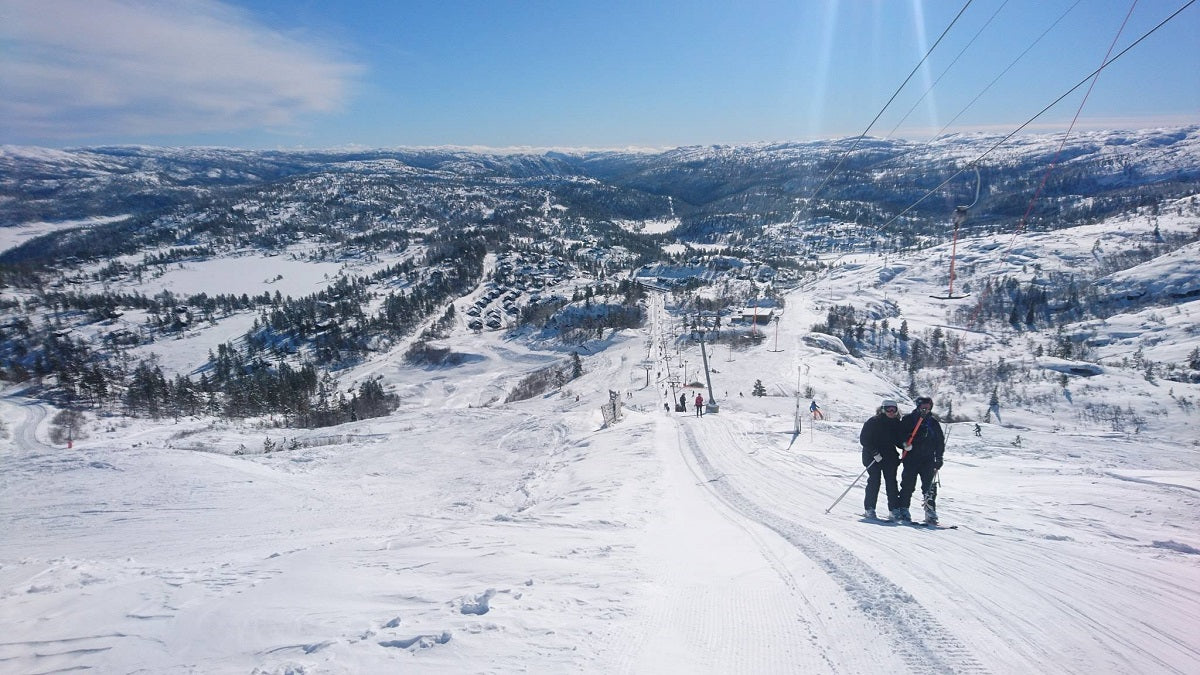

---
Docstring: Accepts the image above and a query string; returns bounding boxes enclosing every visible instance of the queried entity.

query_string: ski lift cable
[1006,0,1140,242]
[926,0,1084,149]
[884,0,1012,141]
[1008,0,1137,239]
[872,0,1196,236]
[964,0,1143,324]
[919,0,1184,402]
[798,0,976,214]
[962,166,982,210]
[861,0,1080,175]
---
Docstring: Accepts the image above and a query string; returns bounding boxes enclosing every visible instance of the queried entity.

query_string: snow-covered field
[3,217,1200,673]
[0,215,132,254]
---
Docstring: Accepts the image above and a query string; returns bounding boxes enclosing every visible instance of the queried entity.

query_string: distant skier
[810,400,824,420]
[679,393,687,412]
[694,393,705,417]
[973,423,982,437]
[859,399,905,520]
[897,396,946,524]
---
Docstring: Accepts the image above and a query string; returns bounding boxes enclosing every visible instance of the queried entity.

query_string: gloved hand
[934,457,943,469]
[904,443,912,454]
[873,452,883,463]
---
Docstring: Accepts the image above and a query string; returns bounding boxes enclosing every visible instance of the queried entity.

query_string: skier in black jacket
[897,396,946,524]
[858,399,905,520]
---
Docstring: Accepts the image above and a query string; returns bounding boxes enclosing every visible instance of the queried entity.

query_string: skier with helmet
[858,399,905,520]
[896,396,946,524]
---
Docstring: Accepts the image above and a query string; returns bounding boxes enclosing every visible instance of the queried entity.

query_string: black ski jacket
[859,413,905,467]
[899,410,945,465]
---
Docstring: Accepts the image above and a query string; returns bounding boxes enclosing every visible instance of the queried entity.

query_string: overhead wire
[864,0,1083,175]
[890,0,1192,405]
[793,0,975,222]
[963,0,1142,325]
[926,0,1083,148]
[883,0,1011,141]
[871,0,1197,235]
[916,0,1152,403]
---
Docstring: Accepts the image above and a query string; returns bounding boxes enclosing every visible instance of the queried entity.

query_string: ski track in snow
[676,422,990,674]
[6,216,1200,673]
[603,415,843,674]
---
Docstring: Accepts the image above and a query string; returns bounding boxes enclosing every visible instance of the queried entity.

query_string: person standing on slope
[897,396,946,524]
[859,399,905,520]
[694,393,705,417]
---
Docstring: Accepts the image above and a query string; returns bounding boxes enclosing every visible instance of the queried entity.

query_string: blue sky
[1,0,1197,149]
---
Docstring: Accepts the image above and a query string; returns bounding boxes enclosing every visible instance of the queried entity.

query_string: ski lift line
[915,0,1177,404]
[966,0,1141,325]
[929,0,1083,146]
[1010,0,1139,239]
[873,0,1197,236]
[928,0,1162,405]
[858,0,1080,176]
[884,0,1012,141]
[802,0,976,208]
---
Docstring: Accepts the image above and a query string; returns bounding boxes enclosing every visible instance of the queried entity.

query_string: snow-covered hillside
[3,211,1199,673]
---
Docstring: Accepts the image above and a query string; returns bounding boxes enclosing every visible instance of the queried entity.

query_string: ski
[858,516,900,525]
[857,515,956,529]
[908,521,957,529]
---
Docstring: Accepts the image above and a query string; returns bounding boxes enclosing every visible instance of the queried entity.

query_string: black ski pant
[864,455,900,511]
[899,457,937,510]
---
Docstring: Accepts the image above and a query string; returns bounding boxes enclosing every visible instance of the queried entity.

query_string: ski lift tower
[768,314,784,352]
[639,360,654,388]
[692,312,721,414]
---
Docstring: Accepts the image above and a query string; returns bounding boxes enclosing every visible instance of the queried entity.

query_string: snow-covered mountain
[2,128,1199,673]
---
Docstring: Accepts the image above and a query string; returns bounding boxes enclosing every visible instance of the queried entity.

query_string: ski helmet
[915,396,934,408]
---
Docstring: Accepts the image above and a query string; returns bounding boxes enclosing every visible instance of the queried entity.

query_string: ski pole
[824,458,876,514]
[902,418,922,460]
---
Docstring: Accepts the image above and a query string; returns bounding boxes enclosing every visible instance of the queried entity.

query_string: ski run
[3,215,1200,674]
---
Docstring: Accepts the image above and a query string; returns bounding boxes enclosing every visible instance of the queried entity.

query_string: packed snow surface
[3,219,1200,673]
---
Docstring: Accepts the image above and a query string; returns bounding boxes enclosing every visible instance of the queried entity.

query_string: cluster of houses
[635,256,784,288]
[464,252,574,332]
[465,285,522,331]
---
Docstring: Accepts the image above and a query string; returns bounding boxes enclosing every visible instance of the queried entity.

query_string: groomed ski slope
[3,217,1200,673]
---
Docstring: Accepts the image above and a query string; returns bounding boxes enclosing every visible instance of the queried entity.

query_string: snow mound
[1151,540,1200,555]
[1095,241,1200,300]
[1035,357,1104,377]
[802,332,849,355]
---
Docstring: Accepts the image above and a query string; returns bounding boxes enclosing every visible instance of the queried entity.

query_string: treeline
[126,354,396,425]
[1,236,487,426]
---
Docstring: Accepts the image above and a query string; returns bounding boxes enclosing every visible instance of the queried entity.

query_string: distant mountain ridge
[3,126,1198,246]
[1,127,1197,423]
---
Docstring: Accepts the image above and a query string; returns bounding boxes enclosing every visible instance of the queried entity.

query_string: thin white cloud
[0,0,360,142]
